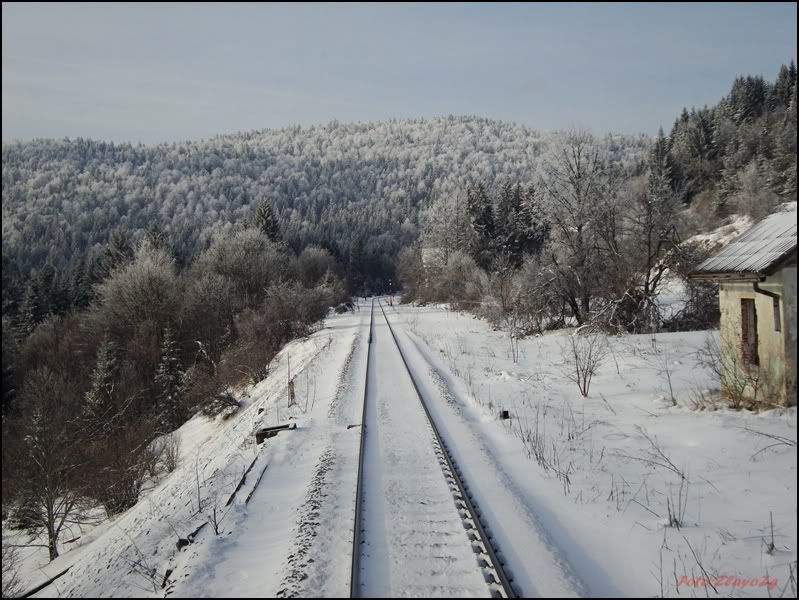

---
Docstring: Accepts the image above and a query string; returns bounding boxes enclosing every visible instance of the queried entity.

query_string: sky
[2,2,796,144]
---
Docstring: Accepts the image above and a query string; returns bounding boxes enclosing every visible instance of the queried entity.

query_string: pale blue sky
[2,2,796,144]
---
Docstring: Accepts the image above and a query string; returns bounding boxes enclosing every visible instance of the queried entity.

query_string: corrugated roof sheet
[692,208,797,275]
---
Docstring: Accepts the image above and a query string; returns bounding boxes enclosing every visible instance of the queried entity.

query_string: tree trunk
[580,291,591,324]
[47,523,59,561]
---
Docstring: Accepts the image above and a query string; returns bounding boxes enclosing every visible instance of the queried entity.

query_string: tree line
[1,116,649,314]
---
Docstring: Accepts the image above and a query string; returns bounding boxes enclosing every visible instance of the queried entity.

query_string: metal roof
[691,208,797,277]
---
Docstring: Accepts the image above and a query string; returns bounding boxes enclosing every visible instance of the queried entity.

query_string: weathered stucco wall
[719,268,794,405]
[782,265,797,405]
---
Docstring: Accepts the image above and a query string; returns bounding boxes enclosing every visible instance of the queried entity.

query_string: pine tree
[16,265,55,337]
[2,254,22,316]
[253,199,281,242]
[772,61,797,110]
[494,183,538,266]
[69,260,91,310]
[154,328,185,430]
[466,183,495,268]
[718,140,742,208]
[17,281,45,338]
[777,84,797,199]
[1,319,17,416]
[494,182,515,243]
[85,339,118,425]
[48,271,70,317]
[729,76,768,124]
[493,182,520,263]
[97,230,133,281]
[648,128,674,208]
[518,183,549,257]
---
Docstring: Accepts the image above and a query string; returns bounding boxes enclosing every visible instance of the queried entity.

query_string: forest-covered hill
[1,116,648,300]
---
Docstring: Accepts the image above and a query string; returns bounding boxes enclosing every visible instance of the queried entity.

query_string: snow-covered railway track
[349,299,374,597]
[349,300,515,598]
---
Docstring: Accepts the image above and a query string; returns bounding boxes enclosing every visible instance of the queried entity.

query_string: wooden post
[287,353,293,407]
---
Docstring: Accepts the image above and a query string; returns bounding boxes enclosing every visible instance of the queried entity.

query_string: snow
[357,306,492,597]
[386,302,796,598]
[693,206,797,275]
[688,214,754,255]
[9,299,795,598]
[168,306,370,598]
[656,273,689,321]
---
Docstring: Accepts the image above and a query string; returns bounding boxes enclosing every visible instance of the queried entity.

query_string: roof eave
[763,247,798,276]
[687,271,763,282]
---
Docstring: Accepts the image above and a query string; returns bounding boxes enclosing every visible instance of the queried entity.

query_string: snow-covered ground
[688,214,754,254]
[5,299,796,598]
[387,302,796,598]
[168,306,369,599]
[357,304,498,597]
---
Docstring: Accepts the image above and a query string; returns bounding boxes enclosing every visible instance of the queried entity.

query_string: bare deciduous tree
[539,130,616,324]
[2,544,23,598]
[12,366,87,561]
[560,332,609,397]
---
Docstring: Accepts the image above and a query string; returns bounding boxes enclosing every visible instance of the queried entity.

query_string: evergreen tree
[36,264,56,300]
[348,236,366,293]
[775,82,798,199]
[494,181,515,245]
[84,339,118,425]
[253,199,281,242]
[518,183,549,257]
[97,229,134,281]
[2,253,22,316]
[48,271,70,317]
[771,61,797,110]
[69,260,91,310]
[16,265,55,337]
[670,107,718,200]
[17,281,46,338]
[466,182,495,268]
[493,182,521,263]
[729,75,768,124]
[154,328,185,430]
[648,128,674,206]
[1,318,17,416]
[495,182,544,267]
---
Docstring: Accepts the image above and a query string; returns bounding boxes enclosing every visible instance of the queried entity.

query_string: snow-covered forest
[400,64,797,332]
[0,117,647,303]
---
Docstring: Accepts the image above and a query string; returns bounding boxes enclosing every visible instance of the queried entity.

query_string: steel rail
[349,299,374,598]
[376,300,516,598]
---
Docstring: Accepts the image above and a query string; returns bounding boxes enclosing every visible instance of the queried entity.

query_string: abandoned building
[690,206,797,407]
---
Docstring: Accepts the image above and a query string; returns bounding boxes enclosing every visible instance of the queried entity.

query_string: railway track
[350,298,374,597]
[349,299,516,598]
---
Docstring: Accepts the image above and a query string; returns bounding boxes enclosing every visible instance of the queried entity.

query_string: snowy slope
[169,307,369,598]
[28,306,369,598]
